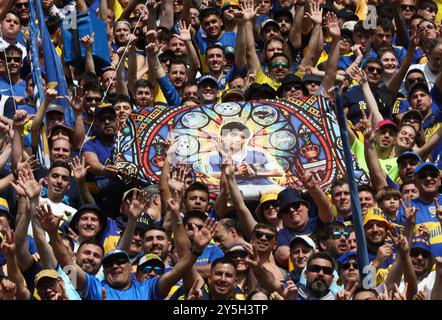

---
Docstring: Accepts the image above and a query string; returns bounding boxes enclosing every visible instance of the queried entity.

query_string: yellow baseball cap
[255,190,279,221]
[363,207,392,230]
[221,0,239,9]
[34,269,61,287]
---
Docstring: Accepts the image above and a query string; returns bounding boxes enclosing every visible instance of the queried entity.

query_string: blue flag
[334,89,374,289]
[34,0,75,128]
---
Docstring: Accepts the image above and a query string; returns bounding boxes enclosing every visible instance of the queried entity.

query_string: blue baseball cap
[410,236,431,254]
[277,188,310,212]
[337,251,358,266]
[102,249,130,266]
[397,151,422,165]
[414,162,440,175]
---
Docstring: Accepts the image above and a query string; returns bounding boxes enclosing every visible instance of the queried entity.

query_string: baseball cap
[336,251,358,266]
[69,204,108,235]
[226,243,252,253]
[0,198,13,224]
[414,162,440,175]
[277,74,309,97]
[93,104,116,119]
[48,123,75,142]
[336,8,359,22]
[289,235,316,250]
[272,9,293,22]
[221,88,245,102]
[401,109,423,123]
[122,188,142,201]
[303,74,322,84]
[410,236,431,254]
[255,190,279,222]
[277,188,310,212]
[340,29,354,42]
[363,207,392,230]
[46,103,65,115]
[137,253,165,270]
[342,20,357,31]
[102,249,130,267]
[397,151,422,165]
[376,119,398,130]
[260,19,280,34]
[408,82,430,99]
[221,0,239,10]
[197,74,218,88]
[34,269,61,287]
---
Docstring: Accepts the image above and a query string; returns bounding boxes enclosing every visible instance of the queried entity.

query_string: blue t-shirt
[397,194,442,256]
[0,94,16,119]
[83,273,162,300]
[431,140,442,169]
[0,77,26,97]
[277,206,319,247]
[196,242,224,266]
[81,136,115,183]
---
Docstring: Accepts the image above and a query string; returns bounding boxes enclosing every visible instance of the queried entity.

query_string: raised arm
[288,4,304,49]
[175,21,200,79]
[159,0,174,29]
[158,218,217,298]
[296,164,333,223]
[35,204,87,291]
[242,0,260,76]
[117,190,145,252]
[320,12,341,93]
[430,257,442,300]
[76,0,89,13]
[80,33,96,75]
[71,156,95,205]
[415,125,442,160]
[386,32,419,96]
[31,88,59,151]
[214,169,229,219]
[0,230,30,300]
[298,1,323,72]
[232,6,248,71]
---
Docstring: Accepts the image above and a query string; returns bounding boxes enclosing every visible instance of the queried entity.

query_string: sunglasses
[262,201,278,210]
[142,265,165,275]
[271,62,289,69]
[85,96,101,103]
[6,56,21,63]
[406,77,425,86]
[365,66,383,74]
[283,84,303,92]
[15,2,29,8]
[307,264,334,275]
[410,249,431,259]
[331,231,350,239]
[254,230,275,241]
[103,257,129,269]
[185,223,204,231]
[341,261,358,270]
[281,202,304,213]
[416,171,439,179]
[400,4,415,10]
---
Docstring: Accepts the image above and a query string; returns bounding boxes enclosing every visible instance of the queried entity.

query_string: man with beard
[317,221,349,260]
[297,252,336,300]
[34,269,70,300]
[81,105,122,214]
[398,162,442,256]
[100,67,118,104]
[36,205,216,300]
[372,19,407,63]
[363,207,395,279]
[142,225,172,270]
[272,9,293,40]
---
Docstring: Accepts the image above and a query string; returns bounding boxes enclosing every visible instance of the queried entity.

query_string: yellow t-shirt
[255,66,281,91]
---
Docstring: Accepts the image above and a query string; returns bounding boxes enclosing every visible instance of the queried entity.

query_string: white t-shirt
[398,270,436,299]
[27,198,77,239]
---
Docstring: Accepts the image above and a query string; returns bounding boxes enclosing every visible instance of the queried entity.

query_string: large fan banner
[114,97,369,200]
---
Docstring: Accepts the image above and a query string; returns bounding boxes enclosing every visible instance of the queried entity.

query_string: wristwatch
[191,243,203,257]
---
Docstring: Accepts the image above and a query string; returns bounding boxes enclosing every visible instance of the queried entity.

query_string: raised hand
[0,278,17,300]
[16,155,40,173]
[122,189,146,221]
[392,283,407,300]
[305,0,323,25]
[80,32,95,51]
[336,281,358,300]
[35,203,63,234]
[176,20,192,42]
[10,168,43,201]
[295,162,318,190]
[412,287,428,300]
[355,111,374,144]
[374,243,394,267]
[244,243,260,268]
[166,197,181,221]
[192,218,217,251]
[270,291,285,300]
[0,116,12,137]
[70,156,90,181]
[45,88,58,104]
[349,67,368,85]
[168,164,187,196]
[239,0,257,21]
[401,198,418,226]
[350,44,363,58]
[435,256,442,277]
[127,34,138,49]
[394,233,410,258]
[187,279,203,300]
[0,229,15,257]
[324,12,340,38]
[12,110,31,129]
[145,30,160,57]
[378,284,392,300]
[68,94,84,114]
[281,280,298,300]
